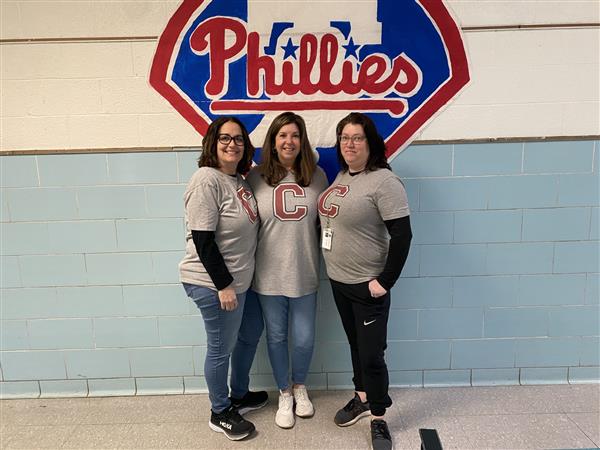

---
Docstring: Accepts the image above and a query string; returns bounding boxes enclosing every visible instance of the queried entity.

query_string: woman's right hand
[218,286,238,311]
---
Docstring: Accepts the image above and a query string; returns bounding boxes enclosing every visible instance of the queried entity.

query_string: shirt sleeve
[185,181,220,231]
[245,167,257,190]
[376,215,412,291]
[315,167,330,192]
[191,230,234,290]
[374,173,410,221]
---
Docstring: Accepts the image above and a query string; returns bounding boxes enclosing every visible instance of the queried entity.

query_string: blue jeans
[183,283,248,413]
[258,293,317,390]
[230,289,264,399]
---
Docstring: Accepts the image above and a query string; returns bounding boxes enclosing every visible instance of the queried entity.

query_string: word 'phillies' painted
[150,0,469,178]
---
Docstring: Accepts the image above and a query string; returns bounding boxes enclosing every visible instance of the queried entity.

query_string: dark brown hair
[259,112,316,186]
[197,116,255,174]
[335,112,391,172]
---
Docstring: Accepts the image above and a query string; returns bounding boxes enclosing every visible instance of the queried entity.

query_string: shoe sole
[275,420,295,429]
[335,410,371,427]
[371,442,394,450]
[295,408,315,418]
[235,399,269,415]
[275,413,295,429]
[208,420,253,441]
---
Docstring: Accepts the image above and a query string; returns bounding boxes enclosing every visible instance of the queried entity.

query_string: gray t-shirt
[179,167,259,293]
[247,166,328,297]
[318,168,410,284]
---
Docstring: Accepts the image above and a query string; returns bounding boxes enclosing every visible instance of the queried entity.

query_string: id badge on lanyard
[321,227,333,250]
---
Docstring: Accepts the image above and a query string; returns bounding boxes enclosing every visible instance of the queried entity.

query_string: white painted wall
[1,1,598,151]
[421,27,600,141]
[2,1,598,39]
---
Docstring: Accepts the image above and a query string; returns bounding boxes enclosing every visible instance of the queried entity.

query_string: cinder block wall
[1,141,598,398]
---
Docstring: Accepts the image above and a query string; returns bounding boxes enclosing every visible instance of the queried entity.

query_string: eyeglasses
[339,135,366,145]
[218,134,244,146]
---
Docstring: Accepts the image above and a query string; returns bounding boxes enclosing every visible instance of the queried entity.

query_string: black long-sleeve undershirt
[192,216,411,292]
[191,230,233,290]
[376,215,413,291]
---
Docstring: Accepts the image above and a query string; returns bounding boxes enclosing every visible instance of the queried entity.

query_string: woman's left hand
[218,287,238,311]
[368,279,387,298]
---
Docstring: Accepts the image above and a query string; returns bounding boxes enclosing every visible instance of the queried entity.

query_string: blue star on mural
[281,37,299,60]
[342,37,361,59]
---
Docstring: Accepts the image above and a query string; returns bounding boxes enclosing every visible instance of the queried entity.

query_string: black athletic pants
[330,279,393,416]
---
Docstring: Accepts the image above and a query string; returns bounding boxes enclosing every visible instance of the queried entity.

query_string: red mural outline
[385,0,470,157]
[150,0,209,135]
[149,0,469,158]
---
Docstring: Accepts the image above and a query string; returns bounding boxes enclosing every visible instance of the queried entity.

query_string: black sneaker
[371,419,393,450]
[209,406,255,441]
[334,393,371,427]
[230,390,269,414]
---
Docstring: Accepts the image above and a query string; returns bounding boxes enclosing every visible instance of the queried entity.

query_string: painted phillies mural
[150,0,469,180]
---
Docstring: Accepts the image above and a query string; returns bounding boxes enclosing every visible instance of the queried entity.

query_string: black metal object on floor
[419,428,443,450]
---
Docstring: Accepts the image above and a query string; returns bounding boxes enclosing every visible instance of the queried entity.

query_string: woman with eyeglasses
[246,112,328,429]
[179,117,267,441]
[317,112,412,450]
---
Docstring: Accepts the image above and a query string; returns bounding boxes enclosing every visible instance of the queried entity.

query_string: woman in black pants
[317,112,412,450]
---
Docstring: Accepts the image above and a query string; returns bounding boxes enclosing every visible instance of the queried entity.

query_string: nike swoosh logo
[363,319,376,326]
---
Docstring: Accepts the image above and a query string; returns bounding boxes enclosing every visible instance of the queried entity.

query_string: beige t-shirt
[179,167,259,293]
[318,168,410,284]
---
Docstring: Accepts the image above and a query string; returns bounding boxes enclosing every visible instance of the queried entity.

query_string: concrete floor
[1,385,598,449]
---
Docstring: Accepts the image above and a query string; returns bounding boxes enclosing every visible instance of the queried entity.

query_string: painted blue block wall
[1,140,598,398]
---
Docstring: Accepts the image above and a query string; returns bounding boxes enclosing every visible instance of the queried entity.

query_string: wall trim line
[1,136,598,156]
[1,23,598,45]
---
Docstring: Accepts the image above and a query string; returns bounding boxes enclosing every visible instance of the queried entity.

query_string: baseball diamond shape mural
[150,0,469,179]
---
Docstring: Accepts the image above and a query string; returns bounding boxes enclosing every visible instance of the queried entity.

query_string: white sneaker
[275,391,295,429]
[293,386,314,418]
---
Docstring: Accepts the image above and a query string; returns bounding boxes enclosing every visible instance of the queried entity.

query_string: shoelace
[371,420,391,440]
[280,395,293,410]
[295,389,307,402]
[223,407,244,424]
